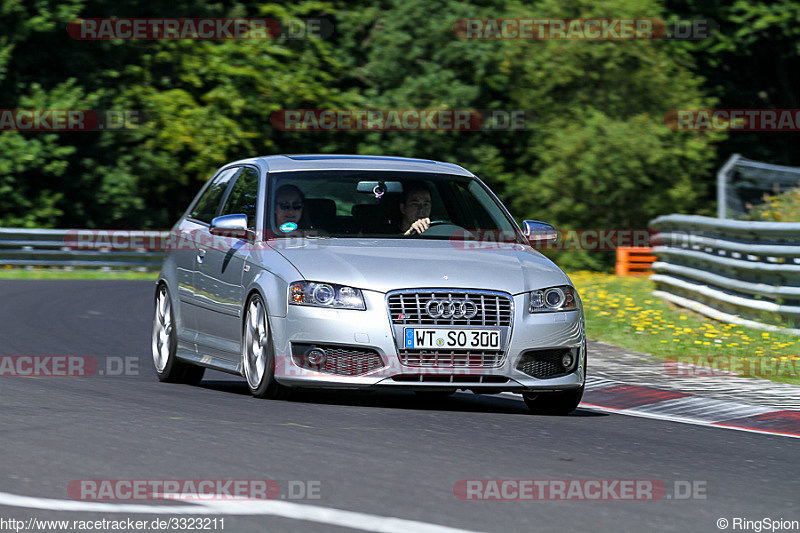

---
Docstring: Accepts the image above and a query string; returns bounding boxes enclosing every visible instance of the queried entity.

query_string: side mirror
[210,214,252,240]
[522,220,558,244]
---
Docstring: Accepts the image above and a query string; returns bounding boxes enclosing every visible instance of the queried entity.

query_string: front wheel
[523,386,584,415]
[151,284,205,385]
[242,294,287,399]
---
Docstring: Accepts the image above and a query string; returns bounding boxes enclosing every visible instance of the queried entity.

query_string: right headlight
[288,281,366,310]
[529,285,578,313]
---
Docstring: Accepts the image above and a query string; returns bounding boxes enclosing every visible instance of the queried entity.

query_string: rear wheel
[151,285,205,385]
[242,294,287,399]
[523,386,583,415]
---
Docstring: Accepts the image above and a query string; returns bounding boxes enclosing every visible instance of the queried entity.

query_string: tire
[524,346,587,415]
[522,386,584,415]
[242,293,288,399]
[151,284,205,385]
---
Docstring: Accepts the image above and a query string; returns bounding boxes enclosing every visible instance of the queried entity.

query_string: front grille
[397,349,504,367]
[292,344,384,376]
[388,290,513,327]
[516,348,578,379]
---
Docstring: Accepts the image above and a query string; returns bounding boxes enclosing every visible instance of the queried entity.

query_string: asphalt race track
[0,280,798,532]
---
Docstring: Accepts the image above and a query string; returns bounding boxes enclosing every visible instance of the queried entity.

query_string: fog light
[561,352,574,369]
[306,348,327,365]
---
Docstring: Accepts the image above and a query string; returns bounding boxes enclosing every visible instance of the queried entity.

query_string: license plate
[403,328,501,350]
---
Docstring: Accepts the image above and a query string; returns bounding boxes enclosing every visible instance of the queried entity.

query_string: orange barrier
[615,247,656,276]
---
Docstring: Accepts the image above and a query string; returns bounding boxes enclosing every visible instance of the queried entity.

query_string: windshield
[266,171,523,242]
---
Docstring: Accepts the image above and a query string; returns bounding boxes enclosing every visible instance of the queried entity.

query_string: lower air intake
[516,348,579,379]
[292,344,384,376]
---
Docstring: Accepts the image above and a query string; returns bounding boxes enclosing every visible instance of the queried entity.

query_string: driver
[273,184,306,234]
[400,184,432,236]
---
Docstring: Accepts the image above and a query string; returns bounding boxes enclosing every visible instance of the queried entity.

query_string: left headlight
[289,281,366,310]
[529,285,579,313]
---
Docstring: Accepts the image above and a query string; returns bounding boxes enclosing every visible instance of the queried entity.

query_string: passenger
[399,184,432,236]
[274,184,307,234]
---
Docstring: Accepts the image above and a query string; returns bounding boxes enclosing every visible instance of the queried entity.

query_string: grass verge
[571,272,800,386]
[0,268,157,280]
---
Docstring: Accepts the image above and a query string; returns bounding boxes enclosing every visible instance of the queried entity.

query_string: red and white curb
[582,378,800,438]
[503,378,800,438]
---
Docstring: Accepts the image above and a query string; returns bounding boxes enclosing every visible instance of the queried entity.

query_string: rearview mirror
[356,180,403,195]
[210,214,252,240]
[522,220,557,243]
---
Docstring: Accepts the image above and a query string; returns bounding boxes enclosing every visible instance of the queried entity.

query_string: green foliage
[0,0,781,273]
[741,185,800,222]
[0,0,357,227]
[668,0,800,165]
[495,0,722,235]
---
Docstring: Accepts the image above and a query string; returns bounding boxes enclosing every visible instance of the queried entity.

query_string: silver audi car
[152,155,586,414]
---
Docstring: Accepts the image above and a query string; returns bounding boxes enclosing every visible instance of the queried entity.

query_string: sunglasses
[278,202,303,211]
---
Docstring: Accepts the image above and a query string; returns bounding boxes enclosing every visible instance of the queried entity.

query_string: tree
[0,0,728,274]
[667,0,800,166]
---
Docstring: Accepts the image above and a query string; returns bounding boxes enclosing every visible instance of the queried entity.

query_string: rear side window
[189,167,239,223]
[219,167,259,229]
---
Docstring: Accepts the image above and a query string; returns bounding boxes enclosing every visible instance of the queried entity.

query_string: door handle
[197,248,206,264]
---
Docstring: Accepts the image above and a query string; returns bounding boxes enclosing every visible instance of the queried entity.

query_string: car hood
[265,238,570,294]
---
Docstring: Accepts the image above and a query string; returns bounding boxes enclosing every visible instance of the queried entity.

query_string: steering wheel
[406,220,460,237]
[427,220,450,228]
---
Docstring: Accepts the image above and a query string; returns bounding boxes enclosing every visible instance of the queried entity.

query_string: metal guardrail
[649,214,800,335]
[0,228,168,269]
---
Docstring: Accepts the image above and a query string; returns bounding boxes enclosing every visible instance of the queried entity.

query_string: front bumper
[270,290,585,391]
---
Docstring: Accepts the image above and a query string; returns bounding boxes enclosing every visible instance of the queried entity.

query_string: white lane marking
[498,393,800,439]
[579,403,800,440]
[583,377,619,390]
[631,396,774,423]
[0,492,481,533]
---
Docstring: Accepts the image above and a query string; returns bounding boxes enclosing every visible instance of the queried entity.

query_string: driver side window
[219,167,259,229]
[189,167,239,224]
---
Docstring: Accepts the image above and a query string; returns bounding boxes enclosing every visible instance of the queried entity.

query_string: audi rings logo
[425,298,479,319]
